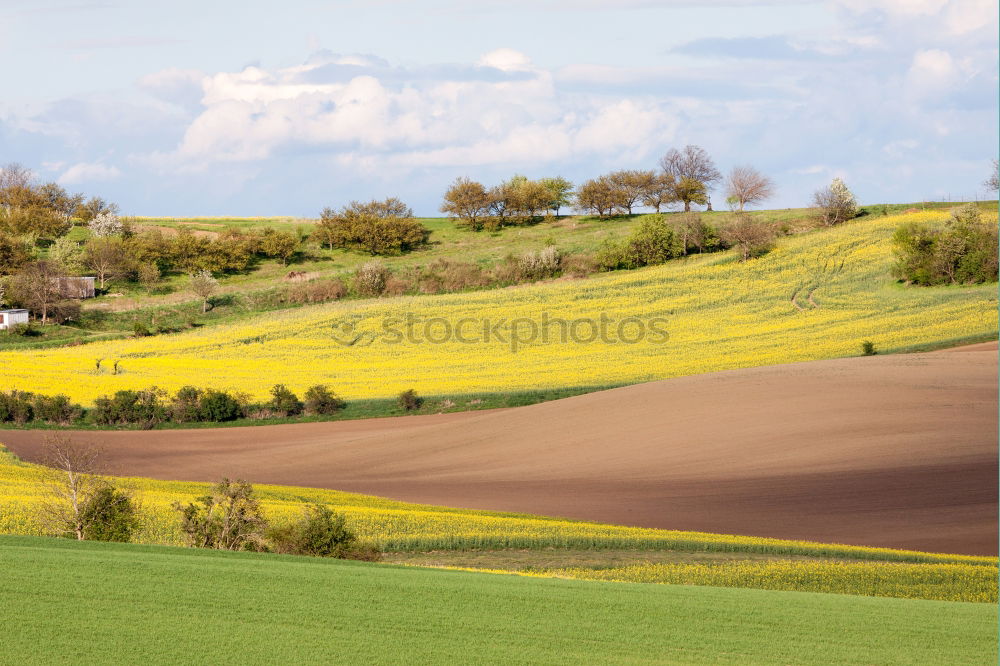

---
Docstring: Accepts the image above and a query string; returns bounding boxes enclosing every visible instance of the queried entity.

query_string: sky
[0,0,996,216]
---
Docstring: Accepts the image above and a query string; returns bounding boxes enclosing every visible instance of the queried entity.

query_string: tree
[88,211,125,237]
[575,176,624,218]
[0,232,32,275]
[269,504,362,557]
[10,260,72,324]
[725,165,775,212]
[659,145,722,211]
[539,177,574,216]
[37,436,135,542]
[137,263,161,292]
[986,160,999,192]
[672,177,708,212]
[189,269,218,313]
[641,174,677,213]
[254,228,299,265]
[269,384,304,416]
[440,178,492,229]
[608,170,657,215]
[49,236,84,274]
[174,479,268,551]
[83,236,127,289]
[319,199,429,254]
[721,214,776,261]
[813,178,858,226]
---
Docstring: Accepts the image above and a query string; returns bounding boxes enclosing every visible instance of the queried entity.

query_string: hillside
[1,536,995,665]
[1,211,995,406]
[4,342,996,554]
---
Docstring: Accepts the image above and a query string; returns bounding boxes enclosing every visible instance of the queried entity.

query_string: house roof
[0,309,29,314]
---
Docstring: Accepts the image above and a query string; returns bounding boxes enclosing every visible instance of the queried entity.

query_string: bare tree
[189,269,219,313]
[10,260,69,324]
[659,145,722,211]
[986,159,999,192]
[725,165,775,212]
[38,436,103,540]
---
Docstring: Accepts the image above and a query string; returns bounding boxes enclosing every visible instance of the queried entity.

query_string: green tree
[538,176,574,216]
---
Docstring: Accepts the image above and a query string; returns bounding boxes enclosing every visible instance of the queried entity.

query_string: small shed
[53,277,96,299]
[0,309,29,331]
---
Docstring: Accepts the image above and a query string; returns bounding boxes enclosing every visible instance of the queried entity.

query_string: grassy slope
[1,536,995,666]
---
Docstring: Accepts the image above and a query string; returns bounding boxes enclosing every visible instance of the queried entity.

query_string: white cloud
[57,162,121,184]
[150,49,678,172]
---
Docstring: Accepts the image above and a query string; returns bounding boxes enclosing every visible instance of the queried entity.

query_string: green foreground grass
[1,536,995,665]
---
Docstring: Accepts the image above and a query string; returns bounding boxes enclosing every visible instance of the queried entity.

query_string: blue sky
[1,0,996,216]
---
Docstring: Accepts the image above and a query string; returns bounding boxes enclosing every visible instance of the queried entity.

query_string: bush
[199,389,243,422]
[721,214,776,261]
[353,261,391,296]
[316,199,429,255]
[269,384,303,416]
[267,504,376,559]
[517,246,562,280]
[398,389,423,411]
[892,217,998,285]
[92,388,167,428]
[303,385,346,416]
[174,479,268,551]
[31,393,82,424]
[79,485,139,542]
[284,279,347,305]
[861,340,877,356]
[0,390,34,424]
[5,322,40,337]
[133,322,151,338]
[559,253,598,278]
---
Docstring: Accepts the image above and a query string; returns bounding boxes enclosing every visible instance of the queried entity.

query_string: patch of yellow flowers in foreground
[1,212,996,404]
[1,448,995,603]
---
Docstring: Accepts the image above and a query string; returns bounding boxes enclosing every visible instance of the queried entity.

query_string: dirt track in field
[3,343,997,555]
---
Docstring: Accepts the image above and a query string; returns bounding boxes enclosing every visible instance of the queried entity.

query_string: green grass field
[1,536,995,665]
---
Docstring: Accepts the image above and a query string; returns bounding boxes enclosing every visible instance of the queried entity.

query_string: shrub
[303,385,346,416]
[269,384,303,416]
[133,322,151,338]
[861,341,877,356]
[518,246,562,280]
[559,253,598,278]
[174,479,268,551]
[268,504,374,559]
[79,485,139,542]
[316,199,429,255]
[170,386,203,422]
[892,217,998,285]
[5,322,39,337]
[813,178,858,226]
[199,389,243,422]
[398,389,423,411]
[31,393,82,424]
[284,279,347,305]
[0,390,34,424]
[92,388,167,428]
[721,214,776,261]
[353,261,391,296]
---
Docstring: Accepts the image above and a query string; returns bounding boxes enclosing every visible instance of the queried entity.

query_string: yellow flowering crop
[0,212,994,404]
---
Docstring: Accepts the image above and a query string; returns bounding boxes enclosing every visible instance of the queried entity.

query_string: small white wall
[0,311,29,330]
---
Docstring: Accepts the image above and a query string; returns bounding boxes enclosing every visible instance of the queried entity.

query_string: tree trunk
[684,200,691,212]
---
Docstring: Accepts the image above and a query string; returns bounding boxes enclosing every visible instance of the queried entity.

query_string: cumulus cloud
[147,49,681,173]
[57,162,121,184]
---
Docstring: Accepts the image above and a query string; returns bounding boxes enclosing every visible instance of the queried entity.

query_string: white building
[0,309,29,331]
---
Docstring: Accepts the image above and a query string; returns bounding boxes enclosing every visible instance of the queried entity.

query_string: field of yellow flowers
[1,446,995,603]
[1,212,996,405]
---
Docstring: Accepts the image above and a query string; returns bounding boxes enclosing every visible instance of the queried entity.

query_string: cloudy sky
[1,0,996,216]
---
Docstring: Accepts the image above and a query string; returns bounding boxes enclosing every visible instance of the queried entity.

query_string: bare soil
[3,343,996,554]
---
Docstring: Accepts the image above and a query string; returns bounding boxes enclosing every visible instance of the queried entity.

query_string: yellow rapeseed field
[1,212,996,405]
[466,560,998,603]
